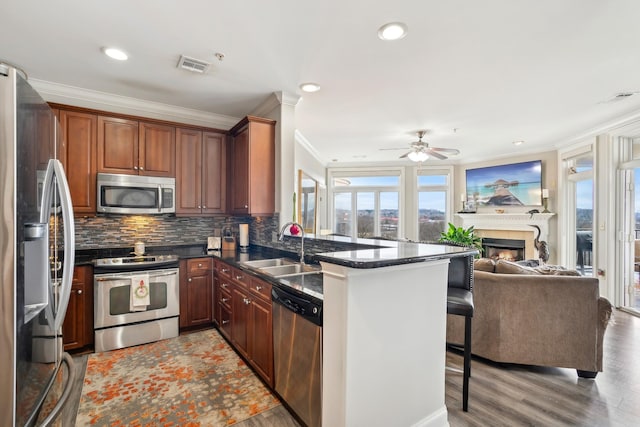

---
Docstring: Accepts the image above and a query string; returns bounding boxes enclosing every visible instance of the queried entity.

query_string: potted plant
[438,222,483,255]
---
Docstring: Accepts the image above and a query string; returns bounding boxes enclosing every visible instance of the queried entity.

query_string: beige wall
[454,150,559,263]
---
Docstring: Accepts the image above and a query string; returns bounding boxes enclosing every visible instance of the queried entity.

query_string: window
[417,171,450,242]
[330,170,402,239]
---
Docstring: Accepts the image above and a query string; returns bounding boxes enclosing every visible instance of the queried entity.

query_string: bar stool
[446,255,474,412]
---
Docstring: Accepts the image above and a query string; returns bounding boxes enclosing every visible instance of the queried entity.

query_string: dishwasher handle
[272,286,322,327]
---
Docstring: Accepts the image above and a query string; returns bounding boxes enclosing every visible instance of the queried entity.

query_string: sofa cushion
[494,259,541,275]
[473,258,496,272]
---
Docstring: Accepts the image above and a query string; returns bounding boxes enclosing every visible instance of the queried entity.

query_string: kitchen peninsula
[314,241,476,427]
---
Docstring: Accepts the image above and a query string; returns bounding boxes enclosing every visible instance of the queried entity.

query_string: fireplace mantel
[455,213,556,242]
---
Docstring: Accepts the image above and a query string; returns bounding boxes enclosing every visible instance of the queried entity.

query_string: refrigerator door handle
[39,159,75,331]
[38,352,76,427]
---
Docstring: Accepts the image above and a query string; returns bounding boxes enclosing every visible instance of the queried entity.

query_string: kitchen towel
[130,273,150,312]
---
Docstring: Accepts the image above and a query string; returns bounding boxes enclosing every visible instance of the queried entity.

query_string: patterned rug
[75,328,281,426]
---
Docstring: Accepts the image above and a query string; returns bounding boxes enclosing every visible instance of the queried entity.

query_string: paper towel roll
[239,224,249,247]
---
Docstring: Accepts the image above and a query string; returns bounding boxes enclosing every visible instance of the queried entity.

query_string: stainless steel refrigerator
[0,64,76,426]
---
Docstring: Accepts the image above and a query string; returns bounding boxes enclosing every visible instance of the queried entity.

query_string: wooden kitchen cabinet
[97,117,175,177]
[58,110,97,216]
[97,116,139,174]
[138,122,176,177]
[63,265,93,351]
[228,116,276,215]
[176,128,226,215]
[179,258,213,329]
[215,259,273,386]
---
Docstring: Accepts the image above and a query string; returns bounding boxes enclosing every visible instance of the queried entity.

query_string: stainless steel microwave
[97,173,175,214]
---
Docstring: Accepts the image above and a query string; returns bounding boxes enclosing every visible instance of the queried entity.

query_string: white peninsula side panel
[321,258,450,427]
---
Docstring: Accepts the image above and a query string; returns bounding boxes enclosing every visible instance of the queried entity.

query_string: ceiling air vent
[177,55,211,73]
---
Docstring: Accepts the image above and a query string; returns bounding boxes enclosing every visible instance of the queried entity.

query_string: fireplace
[482,237,525,262]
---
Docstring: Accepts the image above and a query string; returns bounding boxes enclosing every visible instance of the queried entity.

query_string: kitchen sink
[259,263,321,277]
[242,258,295,269]
[242,258,321,277]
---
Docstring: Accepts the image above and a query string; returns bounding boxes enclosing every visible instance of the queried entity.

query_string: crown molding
[295,130,327,166]
[29,78,240,129]
[250,91,301,117]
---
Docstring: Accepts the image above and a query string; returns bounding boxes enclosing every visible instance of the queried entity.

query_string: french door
[619,166,640,313]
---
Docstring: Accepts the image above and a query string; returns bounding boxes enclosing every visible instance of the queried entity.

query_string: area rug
[75,329,281,426]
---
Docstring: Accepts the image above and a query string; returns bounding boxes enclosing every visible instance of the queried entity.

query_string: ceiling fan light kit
[408,151,429,162]
[380,130,460,162]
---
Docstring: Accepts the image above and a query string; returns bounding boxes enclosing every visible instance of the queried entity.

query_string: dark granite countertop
[75,238,476,301]
[76,243,324,302]
[314,240,477,269]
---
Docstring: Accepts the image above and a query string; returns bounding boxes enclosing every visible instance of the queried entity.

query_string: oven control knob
[312,307,318,314]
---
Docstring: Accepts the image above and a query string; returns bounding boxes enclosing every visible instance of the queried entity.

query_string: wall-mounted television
[465,160,542,207]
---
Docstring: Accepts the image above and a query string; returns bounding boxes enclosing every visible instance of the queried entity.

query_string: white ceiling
[3,0,640,165]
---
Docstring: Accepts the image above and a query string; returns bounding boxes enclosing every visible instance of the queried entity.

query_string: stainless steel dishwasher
[272,286,322,427]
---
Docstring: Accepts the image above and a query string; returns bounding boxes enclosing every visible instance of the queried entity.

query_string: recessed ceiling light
[102,47,128,61]
[300,83,321,93]
[377,22,408,41]
[512,140,525,146]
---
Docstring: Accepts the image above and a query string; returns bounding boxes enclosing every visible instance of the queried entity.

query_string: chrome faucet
[279,222,305,264]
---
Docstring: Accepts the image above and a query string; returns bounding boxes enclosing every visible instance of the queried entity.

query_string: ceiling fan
[380,131,460,161]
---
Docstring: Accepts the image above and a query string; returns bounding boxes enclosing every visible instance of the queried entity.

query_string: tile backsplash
[75,212,367,254]
[75,214,254,249]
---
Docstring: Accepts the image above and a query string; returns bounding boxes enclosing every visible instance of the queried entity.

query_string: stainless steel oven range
[93,254,180,352]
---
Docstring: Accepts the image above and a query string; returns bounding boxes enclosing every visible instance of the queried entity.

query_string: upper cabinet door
[175,128,203,215]
[230,126,250,214]
[176,129,226,216]
[202,131,226,214]
[139,122,175,177]
[229,116,275,216]
[59,110,97,216]
[97,116,139,174]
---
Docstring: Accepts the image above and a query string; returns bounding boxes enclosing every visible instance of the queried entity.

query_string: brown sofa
[446,258,613,378]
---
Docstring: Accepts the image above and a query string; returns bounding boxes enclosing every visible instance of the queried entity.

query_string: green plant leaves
[438,222,483,253]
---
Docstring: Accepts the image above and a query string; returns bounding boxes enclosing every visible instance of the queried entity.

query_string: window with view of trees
[417,173,449,242]
[332,174,401,239]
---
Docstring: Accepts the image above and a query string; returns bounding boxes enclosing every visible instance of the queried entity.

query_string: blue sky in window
[576,179,593,210]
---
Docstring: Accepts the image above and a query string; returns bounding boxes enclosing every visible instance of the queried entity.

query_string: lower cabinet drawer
[219,287,232,310]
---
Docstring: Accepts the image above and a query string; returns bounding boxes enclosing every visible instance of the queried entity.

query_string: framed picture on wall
[465,160,543,206]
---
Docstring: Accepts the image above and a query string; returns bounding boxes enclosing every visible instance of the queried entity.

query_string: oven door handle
[95,270,178,281]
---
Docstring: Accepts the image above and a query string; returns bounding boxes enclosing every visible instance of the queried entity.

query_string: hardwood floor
[65,309,639,426]
[446,308,640,426]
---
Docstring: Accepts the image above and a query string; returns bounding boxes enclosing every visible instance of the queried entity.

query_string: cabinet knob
[236,275,243,280]
[198,263,202,267]
[140,166,144,171]
[77,289,83,295]
[222,319,230,325]
[134,166,138,170]
[255,285,263,291]
[243,298,251,305]
[198,205,201,209]
[203,206,206,209]
[222,268,229,273]
[222,297,229,303]
[221,283,229,288]
[244,204,248,209]
[188,278,192,282]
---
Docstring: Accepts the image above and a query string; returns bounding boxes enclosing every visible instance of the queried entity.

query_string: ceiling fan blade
[430,147,460,155]
[426,149,447,160]
[399,151,412,159]
[379,147,408,151]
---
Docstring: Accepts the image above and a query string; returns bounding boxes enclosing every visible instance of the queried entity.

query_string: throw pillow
[495,259,542,275]
[473,258,496,272]
[533,265,582,276]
